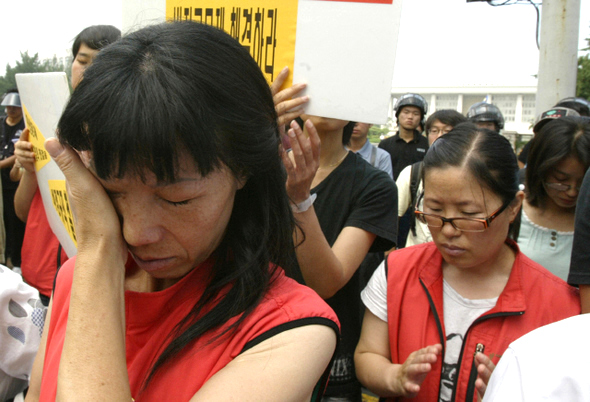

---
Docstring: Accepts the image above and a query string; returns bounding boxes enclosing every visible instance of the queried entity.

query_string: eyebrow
[424,198,477,207]
[552,168,571,177]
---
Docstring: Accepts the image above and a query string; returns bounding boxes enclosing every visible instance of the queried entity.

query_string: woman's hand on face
[281,119,320,204]
[270,66,309,129]
[14,128,36,173]
[474,352,496,401]
[395,344,442,398]
[45,138,127,261]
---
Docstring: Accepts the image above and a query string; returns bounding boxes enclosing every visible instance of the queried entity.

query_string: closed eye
[461,211,481,216]
[165,199,192,206]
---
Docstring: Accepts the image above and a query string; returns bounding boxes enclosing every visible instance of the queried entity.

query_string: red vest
[21,189,68,297]
[385,241,579,402]
[40,257,339,401]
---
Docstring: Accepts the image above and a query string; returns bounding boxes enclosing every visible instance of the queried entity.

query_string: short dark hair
[342,121,356,145]
[72,25,121,58]
[422,122,520,238]
[58,21,297,390]
[424,109,467,133]
[525,117,590,207]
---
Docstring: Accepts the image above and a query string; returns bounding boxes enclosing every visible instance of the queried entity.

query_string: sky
[1,0,589,88]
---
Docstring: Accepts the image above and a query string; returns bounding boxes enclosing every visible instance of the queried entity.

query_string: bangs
[59,35,222,182]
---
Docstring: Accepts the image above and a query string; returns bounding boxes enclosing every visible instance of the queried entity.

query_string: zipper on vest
[465,343,485,402]
[455,311,524,402]
[419,279,445,399]
[418,280,524,402]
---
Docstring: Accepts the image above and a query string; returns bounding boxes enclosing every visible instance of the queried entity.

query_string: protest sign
[125,0,401,123]
[15,72,77,257]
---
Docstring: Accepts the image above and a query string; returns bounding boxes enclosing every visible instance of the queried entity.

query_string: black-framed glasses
[428,128,452,136]
[544,182,581,192]
[414,196,511,233]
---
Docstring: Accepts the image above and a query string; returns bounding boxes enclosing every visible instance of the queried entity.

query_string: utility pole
[535,0,581,116]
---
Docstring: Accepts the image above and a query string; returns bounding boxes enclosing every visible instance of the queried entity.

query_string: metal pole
[535,0,581,116]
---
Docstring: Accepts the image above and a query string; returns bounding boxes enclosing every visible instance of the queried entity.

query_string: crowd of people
[0,20,589,402]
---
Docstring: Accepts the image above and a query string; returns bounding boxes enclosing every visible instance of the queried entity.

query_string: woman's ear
[508,190,525,223]
[236,174,248,190]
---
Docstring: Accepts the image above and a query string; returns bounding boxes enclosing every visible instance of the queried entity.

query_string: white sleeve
[0,265,46,380]
[396,165,412,216]
[360,261,388,322]
[483,347,525,402]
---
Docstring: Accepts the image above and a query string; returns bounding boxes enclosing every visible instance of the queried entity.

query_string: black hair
[422,122,520,239]
[424,109,468,132]
[525,116,590,208]
[342,121,356,145]
[72,25,121,58]
[58,21,298,391]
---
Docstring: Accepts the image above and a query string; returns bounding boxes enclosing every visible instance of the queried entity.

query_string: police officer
[0,89,26,268]
[467,101,505,133]
[378,93,429,181]
[554,97,590,117]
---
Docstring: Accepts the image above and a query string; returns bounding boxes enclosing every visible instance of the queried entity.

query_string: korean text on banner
[14,73,77,257]
[166,0,298,87]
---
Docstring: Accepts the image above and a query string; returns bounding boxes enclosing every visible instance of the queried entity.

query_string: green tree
[0,51,66,95]
[577,30,590,100]
[368,125,390,144]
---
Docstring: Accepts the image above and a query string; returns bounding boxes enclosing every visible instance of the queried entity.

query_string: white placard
[15,73,77,258]
[292,0,402,124]
[124,0,402,125]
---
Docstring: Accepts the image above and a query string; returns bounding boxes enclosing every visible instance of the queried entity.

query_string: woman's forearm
[57,244,129,400]
[14,170,38,221]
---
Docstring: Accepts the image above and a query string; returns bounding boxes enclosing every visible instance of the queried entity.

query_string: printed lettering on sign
[22,105,51,172]
[166,0,298,86]
[48,180,77,247]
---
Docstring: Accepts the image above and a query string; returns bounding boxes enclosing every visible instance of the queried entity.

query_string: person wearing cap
[555,96,590,117]
[517,106,580,169]
[466,101,505,134]
[378,93,429,181]
[0,89,26,269]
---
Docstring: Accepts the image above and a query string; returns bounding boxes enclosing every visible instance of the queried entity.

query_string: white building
[389,84,537,149]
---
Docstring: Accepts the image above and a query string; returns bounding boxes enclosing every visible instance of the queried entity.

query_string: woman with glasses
[354,124,580,402]
[516,116,590,281]
[395,110,467,248]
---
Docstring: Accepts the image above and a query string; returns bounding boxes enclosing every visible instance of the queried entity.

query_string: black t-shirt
[1,117,25,191]
[378,130,429,181]
[567,169,590,285]
[310,151,397,396]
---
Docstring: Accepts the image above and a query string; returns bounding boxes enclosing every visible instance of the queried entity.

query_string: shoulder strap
[370,144,377,167]
[409,161,424,237]
[409,161,423,207]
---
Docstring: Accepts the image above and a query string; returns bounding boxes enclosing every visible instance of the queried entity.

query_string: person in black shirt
[0,89,25,267]
[282,115,397,401]
[378,93,429,181]
[379,93,429,248]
